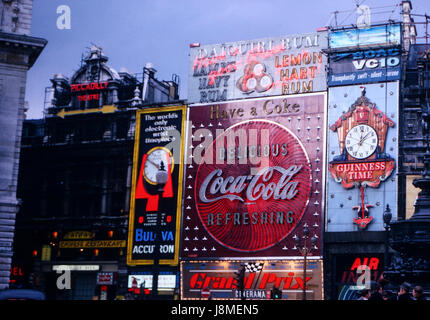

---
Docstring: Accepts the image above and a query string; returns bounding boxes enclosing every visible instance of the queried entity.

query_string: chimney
[402,0,416,52]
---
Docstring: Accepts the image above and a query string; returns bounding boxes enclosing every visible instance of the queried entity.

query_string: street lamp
[383,204,392,269]
[294,223,318,300]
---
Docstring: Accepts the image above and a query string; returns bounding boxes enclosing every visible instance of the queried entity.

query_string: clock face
[345,124,378,159]
[143,147,174,185]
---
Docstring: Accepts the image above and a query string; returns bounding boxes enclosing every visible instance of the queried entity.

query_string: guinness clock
[345,124,378,159]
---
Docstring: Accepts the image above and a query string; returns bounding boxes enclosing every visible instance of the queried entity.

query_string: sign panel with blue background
[329,24,401,49]
[328,47,401,86]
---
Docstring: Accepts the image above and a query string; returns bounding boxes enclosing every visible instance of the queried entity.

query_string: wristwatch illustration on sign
[135,146,174,212]
[143,146,174,185]
[328,86,395,229]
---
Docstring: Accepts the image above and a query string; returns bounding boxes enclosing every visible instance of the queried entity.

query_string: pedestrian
[358,289,371,300]
[397,282,413,301]
[412,285,427,301]
[382,290,395,301]
[369,281,383,301]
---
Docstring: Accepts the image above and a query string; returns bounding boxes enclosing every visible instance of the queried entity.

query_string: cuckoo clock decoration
[328,87,395,229]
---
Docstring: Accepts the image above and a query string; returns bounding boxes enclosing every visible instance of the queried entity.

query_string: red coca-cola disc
[195,120,311,252]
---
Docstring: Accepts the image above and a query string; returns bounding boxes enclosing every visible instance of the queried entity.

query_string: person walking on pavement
[413,286,427,301]
[397,282,413,301]
[369,281,383,301]
[358,289,371,300]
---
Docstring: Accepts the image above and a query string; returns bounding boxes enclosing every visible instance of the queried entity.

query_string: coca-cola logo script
[195,120,311,252]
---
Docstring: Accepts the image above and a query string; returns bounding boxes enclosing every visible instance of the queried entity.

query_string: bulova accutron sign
[127,106,186,265]
[182,94,325,258]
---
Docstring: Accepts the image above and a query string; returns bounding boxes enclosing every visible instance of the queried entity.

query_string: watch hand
[146,158,160,169]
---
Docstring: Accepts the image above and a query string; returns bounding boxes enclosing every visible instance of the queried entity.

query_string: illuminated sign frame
[188,33,328,104]
[329,24,401,50]
[127,105,187,266]
[52,265,100,271]
[181,259,324,300]
[59,240,126,248]
[328,47,402,86]
[70,81,109,102]
[182,93,326,258]
[326,82,399,232]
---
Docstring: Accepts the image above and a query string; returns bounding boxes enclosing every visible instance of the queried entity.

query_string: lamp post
[294,223,318,300]
[383,204,392,270]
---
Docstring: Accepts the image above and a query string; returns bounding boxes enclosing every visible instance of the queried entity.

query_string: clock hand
[349,141,361,147]
[357,131,371,146]
[361,140,374,147]
[146,158,160,169]
[361,131,371,141]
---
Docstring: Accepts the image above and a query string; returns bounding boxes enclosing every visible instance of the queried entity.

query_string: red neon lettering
[189,272,314,291]
[350,258,362,270]
[244,273,256,289]
[291,277,312,289]
[71,81,109,92]
[350,257,380,270]
[368,258,380,270]
[190,273,204,288]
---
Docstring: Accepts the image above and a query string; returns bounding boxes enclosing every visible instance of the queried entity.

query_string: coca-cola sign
[182,94,325,258]
[195,120,311,252]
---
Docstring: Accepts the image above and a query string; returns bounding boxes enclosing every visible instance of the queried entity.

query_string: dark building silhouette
[13,45,180,299]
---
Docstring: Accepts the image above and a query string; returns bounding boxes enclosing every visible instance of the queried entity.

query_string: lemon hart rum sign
[327,85,397,230]
[182,93,325,258]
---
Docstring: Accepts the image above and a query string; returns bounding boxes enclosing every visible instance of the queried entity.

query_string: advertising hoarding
[188,32,328,104]
[181,260,324,300]
[182,93,325,258]
[328,47,401,86]
[326,82,398,231]
[335,254,384,300]
[329,24,401,50]
[127,106,187,265]
[128,275,153,289]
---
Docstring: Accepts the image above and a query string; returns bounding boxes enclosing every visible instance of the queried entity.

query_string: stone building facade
[0,0,46,289]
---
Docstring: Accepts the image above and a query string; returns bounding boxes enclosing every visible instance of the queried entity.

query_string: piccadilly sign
[70,81,109,102]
